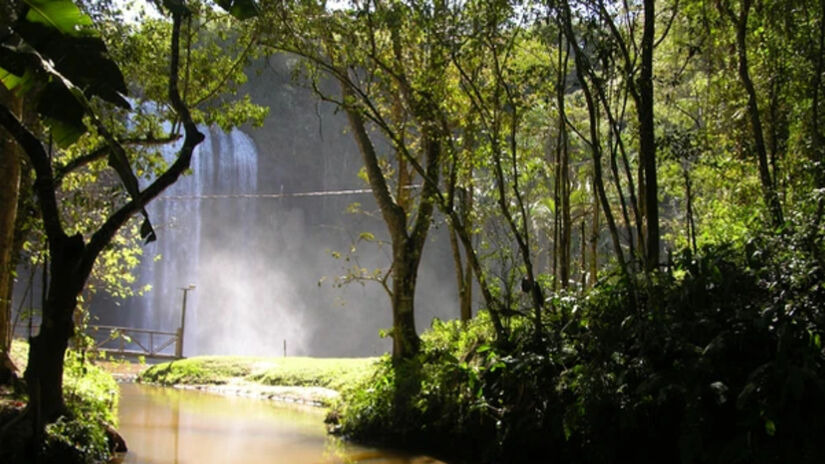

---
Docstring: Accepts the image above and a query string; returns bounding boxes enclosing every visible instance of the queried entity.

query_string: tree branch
[54,134,182,182]
[0,105,64,242]
[80,9,205,280]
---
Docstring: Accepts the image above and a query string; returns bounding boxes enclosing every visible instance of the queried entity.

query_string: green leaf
[37,81,87,147]
[44,117,84,147]
[15,22,130,109]
[216,0,260,20]
[764,418,776,437]
[24,0,94,37]
[0,66,24,91]
[358,232,376,242]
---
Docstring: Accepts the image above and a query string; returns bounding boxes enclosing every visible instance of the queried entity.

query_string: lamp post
[175,284,195,358]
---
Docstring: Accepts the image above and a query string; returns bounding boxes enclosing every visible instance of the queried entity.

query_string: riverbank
[137,356,378,407]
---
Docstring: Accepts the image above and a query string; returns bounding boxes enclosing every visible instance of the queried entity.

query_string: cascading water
[131,126,306,356]
[24,58,462,358]
[98,62,463,358]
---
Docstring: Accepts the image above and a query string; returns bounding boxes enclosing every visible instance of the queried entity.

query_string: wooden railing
[89,325,183,359]
[13,322,185,359]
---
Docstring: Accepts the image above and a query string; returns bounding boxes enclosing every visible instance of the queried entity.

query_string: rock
[104,423,128,453]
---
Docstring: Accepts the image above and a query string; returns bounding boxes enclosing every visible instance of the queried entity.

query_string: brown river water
[117,383,446,464]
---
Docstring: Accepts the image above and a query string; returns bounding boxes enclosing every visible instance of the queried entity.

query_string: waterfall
[132,126,306,356]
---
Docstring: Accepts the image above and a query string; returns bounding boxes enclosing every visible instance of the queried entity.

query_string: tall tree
[557,0,630,277]
[0,0,258,457]
[717,0,785,228]
[0,87,21,385]
[263,0,461,359]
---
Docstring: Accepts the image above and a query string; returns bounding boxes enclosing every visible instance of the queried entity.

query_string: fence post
[176,285,194,358]
[175,327,183,358]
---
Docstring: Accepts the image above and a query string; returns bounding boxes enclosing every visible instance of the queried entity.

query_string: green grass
[139,355,379,392]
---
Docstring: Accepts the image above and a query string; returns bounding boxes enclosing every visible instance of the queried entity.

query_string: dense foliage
[0,0,260,462]
[2,0,824,461]
[2,340,119,464]
[42,351,119,464]
[332,233,825,463]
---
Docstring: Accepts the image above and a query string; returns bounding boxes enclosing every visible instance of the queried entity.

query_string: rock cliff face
[92,55,458,357]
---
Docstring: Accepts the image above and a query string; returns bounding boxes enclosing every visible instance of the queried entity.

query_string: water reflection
[118,383,444,464]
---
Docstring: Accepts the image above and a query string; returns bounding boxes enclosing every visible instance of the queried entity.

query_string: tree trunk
[684,164,698,253]
[812,0,825,190]
[449,220,473,323]
[729,0,784,227]
[0,89,22,385]
[461,255,472,322]
[590,181,600,287]
[390,242,421,359]
[25,233,85,425]
[560,3,628,277]
[341,82,428,361]
[639,0,660,271]
[557,31,572,289]
[580,220,586,287]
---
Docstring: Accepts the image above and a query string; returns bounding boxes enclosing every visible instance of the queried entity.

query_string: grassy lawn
[139,356,379,392]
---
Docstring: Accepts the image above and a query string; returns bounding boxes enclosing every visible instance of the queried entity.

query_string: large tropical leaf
[0,67,25,91]
[11,1,154,241]
[15,21,130,109]
[37,80,87,146]
[23,0,94,37]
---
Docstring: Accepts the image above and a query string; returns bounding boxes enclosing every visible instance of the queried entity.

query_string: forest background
[1,0,824,462]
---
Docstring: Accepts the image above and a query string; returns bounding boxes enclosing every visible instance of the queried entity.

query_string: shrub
[333,237,825,463]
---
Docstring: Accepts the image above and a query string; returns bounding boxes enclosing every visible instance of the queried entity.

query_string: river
[117,383,445,464]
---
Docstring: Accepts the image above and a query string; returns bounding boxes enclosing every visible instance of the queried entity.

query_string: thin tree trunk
[558,38,572,290]
[448,223,472,322]
[0,90,21,385]
[590,179,600,287]
[580,220,587,287]
[684,164,698,253]
[552,139,560,290]
[559,2,628,277]
[603,78,637,267]
[727,0,784,227]
[460,184,474,322]
[639,0,660,270]
[811,0,825,189]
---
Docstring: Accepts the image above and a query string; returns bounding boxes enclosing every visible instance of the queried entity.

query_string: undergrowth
[1,341,120,464]
[331,237,825,463]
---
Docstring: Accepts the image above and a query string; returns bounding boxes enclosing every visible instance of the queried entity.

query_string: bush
[333,237,825,463]
[332,314,568,461]
[2,342,121,464]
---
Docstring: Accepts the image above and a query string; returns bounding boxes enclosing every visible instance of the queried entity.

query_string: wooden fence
[13,322,184,360]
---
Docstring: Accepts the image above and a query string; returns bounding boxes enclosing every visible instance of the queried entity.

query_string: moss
[139,355,378,392]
